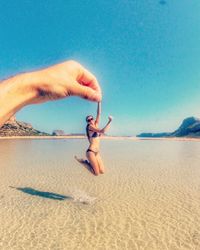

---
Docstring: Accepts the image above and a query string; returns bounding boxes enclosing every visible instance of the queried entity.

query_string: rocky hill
[137,117,200,138]
[0,116,50,137]
[52,130,65,136]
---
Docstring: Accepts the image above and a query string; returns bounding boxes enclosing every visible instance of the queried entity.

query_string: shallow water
[0,139,200,250]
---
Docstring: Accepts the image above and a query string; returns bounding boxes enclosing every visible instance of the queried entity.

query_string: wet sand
[1,135,200,142]
[0,139,200,249]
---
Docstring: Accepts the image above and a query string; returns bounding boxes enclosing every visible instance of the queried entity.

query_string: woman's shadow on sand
[9,186,73,201]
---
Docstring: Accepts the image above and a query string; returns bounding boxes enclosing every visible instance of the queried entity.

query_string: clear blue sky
[1,0,200,135]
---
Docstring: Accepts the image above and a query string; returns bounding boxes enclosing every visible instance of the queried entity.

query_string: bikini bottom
[86,148,99,156]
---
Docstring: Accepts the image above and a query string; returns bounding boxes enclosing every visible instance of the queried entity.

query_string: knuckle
[64,60,79,68]
[93,76,98,83]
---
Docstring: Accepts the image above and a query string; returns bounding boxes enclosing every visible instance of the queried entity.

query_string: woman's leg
[96,153,105,174]
[86,151,100,176]
[74,155,94,174]
[74,155,89,164]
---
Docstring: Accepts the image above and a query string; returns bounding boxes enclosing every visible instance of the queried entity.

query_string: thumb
[71,81,102,102]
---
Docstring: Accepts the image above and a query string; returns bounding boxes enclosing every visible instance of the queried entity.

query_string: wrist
[0,72,37,127]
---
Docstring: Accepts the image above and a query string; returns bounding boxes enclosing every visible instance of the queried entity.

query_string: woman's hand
[108,116,113,122]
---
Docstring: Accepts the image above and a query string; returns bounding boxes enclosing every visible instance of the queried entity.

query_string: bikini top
[86,124,99,141]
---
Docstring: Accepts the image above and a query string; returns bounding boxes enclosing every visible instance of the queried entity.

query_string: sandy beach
[0,138,200,249]
[1,135,200,142]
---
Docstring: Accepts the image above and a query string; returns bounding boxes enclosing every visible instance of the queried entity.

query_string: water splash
[71,190,97,205]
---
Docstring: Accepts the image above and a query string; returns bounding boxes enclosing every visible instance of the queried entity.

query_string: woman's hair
[86,115,93,122]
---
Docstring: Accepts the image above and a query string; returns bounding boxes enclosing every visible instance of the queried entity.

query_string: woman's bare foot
[74,156,94,174]
[74,156,89,164]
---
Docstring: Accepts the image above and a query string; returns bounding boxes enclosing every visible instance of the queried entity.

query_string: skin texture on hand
[0,60,102,127]
[26,60,102,104]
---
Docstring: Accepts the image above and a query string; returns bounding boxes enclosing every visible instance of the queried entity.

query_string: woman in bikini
[85,102,112,175]
[75,102,112,175]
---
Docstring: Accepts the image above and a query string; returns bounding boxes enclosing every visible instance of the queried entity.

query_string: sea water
[0,139,200,250]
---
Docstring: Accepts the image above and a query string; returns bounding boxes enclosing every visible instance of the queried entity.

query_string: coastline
[138,136,200,142]
[1,135,200,142]
[0,135,135,140]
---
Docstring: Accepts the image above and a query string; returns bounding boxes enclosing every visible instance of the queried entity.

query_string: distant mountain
[137,132,171,138]
[137,117,200,138]
[52,130,65,136]
[0,116,50,137]
[67,133,85,136]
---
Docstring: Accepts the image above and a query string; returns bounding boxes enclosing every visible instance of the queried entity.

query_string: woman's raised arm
[89,116,113,134]
[95,102,101,126]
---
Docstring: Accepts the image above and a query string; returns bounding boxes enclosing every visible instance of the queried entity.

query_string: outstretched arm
[101,116,113,134]
[0,60,102,128]
[95,102,101,126]
[89,116,113,134]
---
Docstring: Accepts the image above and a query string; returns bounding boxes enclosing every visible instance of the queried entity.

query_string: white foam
[71,189,96,205]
